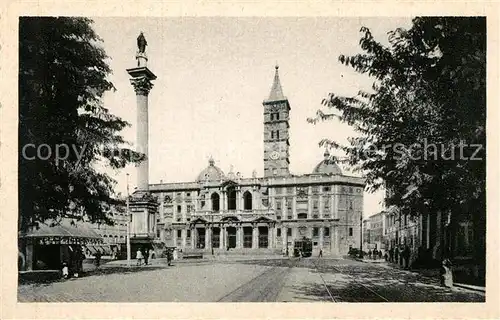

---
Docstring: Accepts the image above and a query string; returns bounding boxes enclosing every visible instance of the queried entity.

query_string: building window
[276,130,280,140]
[313,200,318,209]
[276,200,282,211]
[287,215,292,220]
[275,187,282,194]
[276,112,280,120]
[156,229,161,238]
[227,187,237,210]
[286,187,293,194]
[273,169,278,175]
[187,230,191,238]
[298,213,307,219]
[286,198,292,210]
[211,193,220,211]
[243,191,252,210]
[287,228,292,236]
[177,230,182,238]
[313,227,319,237]
[324,186,330,192]
[312,186,319,194]
[349,200,353,210]
[277,216,281,220]
[271,131,274,139]
[187,205,193,213]
[349,227,353,236]
[177,205,181,213]
[277,228,281,237]
[349,187,353,193]
[324,198,330,209]
[324,227,330,237]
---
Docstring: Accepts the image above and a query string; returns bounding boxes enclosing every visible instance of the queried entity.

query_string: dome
[196,157,225,182]
[312,149,342,175]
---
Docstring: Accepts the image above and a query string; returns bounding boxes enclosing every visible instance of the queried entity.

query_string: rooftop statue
[137,32,147,53]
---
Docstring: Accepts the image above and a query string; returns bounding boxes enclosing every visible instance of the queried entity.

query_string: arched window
[211,193,220,212]
[243,191,252,210]
[227,187,237,210]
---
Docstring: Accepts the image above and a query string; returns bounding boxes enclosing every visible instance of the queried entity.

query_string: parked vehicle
[293,237,313,257]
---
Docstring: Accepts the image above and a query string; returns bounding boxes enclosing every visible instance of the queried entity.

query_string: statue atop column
[137,32,147,53]
[135,32,149,67]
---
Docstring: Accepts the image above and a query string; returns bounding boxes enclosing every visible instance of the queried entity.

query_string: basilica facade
[149,66,364,256]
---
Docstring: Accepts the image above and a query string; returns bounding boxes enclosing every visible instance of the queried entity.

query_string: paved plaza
[18,258,485,302]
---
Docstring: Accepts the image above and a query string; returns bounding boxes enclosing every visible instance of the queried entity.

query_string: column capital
[130,76,154,96]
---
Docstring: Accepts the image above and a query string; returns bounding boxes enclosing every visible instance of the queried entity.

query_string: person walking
[94,250,102,269]
[136,248,143,266]
[319,248,323,258]
[394,246,399,265]
[167,249,172,266]
[143,248,149,265]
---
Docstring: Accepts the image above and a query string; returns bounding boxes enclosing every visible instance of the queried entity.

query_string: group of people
[62,245,86,279]
[386,245,412,270]
[367,249,383,260]
[135,247,154,266]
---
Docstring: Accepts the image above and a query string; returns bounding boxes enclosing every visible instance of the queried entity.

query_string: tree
[19,17,143,231]
[309,17,485,228]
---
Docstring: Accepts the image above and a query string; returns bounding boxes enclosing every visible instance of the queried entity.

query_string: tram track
[312,259,390,303]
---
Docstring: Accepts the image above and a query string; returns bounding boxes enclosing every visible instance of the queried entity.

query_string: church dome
[196,157,225,182]
[313,149,342,175]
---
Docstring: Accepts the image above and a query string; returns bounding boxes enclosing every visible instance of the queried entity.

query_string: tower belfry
[263,65,291,177]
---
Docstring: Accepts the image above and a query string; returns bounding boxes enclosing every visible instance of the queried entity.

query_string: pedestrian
[143,248,149,265]
[440,258,453,288]
[167,249,172,266]
[389,247,394,263]
[368,249,372,260]
[94,250,101,269]
[394,247,399,265]
[136,248,143,266]
[319,249,323,258]
[372,249,377,260]
[378,250,383,260]
[62,262,69,279]
[403,245,411,269]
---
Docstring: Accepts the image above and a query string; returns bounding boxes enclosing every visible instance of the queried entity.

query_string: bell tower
[263,65,290,177]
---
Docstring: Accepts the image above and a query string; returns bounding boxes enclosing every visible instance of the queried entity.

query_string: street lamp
[359,214,363,257]
[126,173,131,267]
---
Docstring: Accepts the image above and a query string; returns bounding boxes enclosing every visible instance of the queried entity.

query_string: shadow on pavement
[18,265,168,287]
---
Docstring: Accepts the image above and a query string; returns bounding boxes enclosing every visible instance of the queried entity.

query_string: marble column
[191,227,196,249]
[205,227,211,250]
[219,227,224,249]
[236,226,242,248]
[182,229,187,249]
[282,228,287,251]
[172,229,178,248]
[268,225,274,248]
[330,195,335,217]
[319,195,323,219]
[319,226,324,249]
[252,226,259,249]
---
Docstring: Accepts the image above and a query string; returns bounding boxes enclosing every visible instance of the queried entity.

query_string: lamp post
[359,214,363,258]
[126,173,131,267]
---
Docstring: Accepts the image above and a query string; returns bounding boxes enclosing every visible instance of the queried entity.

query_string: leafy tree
[19,17,143,231]
[309,17,485,238]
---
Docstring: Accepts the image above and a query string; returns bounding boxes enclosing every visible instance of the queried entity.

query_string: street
[18,258,485,302]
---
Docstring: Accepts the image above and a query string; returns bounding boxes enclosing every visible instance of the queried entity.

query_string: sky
[91,17,413,217]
